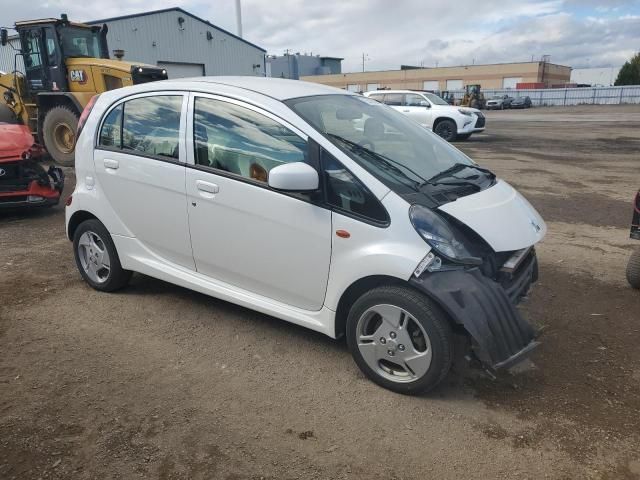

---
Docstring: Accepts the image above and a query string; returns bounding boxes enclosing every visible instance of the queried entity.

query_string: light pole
[362,53,370,72]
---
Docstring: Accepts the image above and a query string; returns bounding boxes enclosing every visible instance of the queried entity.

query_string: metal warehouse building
[0,7,266,78]
[301,61,572,92]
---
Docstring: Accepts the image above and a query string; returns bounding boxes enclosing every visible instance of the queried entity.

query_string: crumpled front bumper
[409,257,539,371]
[0,164,64,209]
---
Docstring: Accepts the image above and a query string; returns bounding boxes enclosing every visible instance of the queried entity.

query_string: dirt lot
[1,104,640,479]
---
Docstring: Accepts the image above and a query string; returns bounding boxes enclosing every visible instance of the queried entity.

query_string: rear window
[98,95,182,160]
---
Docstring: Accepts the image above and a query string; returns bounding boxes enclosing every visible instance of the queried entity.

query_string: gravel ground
[1,104,639,480]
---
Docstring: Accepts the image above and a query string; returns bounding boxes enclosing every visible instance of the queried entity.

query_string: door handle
[402,109,410,112]
[103,159,119,170]
[196,180,219,194]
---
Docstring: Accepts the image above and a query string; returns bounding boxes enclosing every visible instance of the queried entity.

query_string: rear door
[185,94,332,310]
[93,92,195,269]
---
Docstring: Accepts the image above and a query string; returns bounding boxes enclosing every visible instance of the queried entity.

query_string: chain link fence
[450,85,640,106]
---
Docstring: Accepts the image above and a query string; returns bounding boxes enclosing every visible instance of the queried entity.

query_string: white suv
[66,77,545,394]
[364,90,485,142]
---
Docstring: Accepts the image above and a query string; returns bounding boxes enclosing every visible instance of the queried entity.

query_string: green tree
[615,52,640,86]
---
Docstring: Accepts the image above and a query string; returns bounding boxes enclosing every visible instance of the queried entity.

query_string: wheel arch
[432,116,458,129]
[67,210,99,241]
[334,274,407,339]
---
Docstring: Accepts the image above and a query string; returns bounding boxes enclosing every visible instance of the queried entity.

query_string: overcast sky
[4,0,639,72]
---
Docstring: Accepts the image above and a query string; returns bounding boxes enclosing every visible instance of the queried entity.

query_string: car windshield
[491,95,503,99]
[59,26,103,58]
[285,94,474,191]
[422,93,449,106]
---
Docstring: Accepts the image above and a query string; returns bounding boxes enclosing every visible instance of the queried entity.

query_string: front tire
[73,219,132,292]
[433,119,457,142]
[627,248,640,289]
[346,285,453,394]
[42,106,79,167]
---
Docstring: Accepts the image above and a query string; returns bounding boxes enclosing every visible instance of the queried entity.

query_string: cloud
[2,0,638,70]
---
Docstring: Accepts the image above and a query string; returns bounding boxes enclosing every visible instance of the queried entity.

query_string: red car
[0,123,64,209]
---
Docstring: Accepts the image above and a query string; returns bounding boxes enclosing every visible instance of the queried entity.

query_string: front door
[93,92,195,269]
[403,93,433,128]
[185,95,331,311]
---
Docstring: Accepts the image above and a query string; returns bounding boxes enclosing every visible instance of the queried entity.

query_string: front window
[421,93,449,106]
[59,26,103,58]
[193,97,307,184]
[285,94,474,194]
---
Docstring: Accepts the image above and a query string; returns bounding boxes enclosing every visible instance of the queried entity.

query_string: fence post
[563,89,567,106]
[592,88,596,105]
[540,89,543,106]
[619,87,624,105]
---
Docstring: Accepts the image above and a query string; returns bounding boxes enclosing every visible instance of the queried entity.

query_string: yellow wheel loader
[460,84,486,110]
[0,14,168,166]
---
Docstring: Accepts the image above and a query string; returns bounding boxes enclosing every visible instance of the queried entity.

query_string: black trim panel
[410,267,539,370]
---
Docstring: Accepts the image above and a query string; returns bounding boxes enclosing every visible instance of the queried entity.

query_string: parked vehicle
[510,96,532,109]
[486,95,514,110]
[66,77,546,394]
[364,90,485,142]
[0,117,63,208]
[460,84,486,110]
[626,190,640,289]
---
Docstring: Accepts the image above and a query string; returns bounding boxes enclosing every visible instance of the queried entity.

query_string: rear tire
[346,285,453,394]
[73,219,132,292]
[42,106,79,167]
[626,248,640,289]
[433,119,457,142]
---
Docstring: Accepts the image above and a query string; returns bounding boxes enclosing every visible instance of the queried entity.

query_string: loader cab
[14,17,108,98]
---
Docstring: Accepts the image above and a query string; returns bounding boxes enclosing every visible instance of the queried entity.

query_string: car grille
[475,114,486,128]
[0,163,20,180]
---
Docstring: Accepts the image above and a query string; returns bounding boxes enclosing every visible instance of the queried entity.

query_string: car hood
[432,105,480,115]
[0,124,36,162]
[438,180,546,252]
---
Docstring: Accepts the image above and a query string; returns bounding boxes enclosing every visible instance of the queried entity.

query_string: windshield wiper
[426,162,494,184]
[327,133,426,190]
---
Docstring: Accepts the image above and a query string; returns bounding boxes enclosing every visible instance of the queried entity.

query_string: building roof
[87,7,265,52]
[164,76,351,100]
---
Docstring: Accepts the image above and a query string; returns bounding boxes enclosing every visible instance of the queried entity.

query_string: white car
[364,90,485,142]
[66,77,545,394]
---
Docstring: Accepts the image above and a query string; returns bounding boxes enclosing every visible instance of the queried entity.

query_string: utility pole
[362,53,370,72]
[235,0,243,38]
[285,48,291,79]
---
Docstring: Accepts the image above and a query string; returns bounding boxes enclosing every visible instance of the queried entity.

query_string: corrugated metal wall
[90,10,265,77]
[0,38,25,73]
[0,9,265,77]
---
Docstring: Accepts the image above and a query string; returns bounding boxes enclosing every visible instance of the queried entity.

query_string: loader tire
[626,248,640,289]
[42,106,79,167]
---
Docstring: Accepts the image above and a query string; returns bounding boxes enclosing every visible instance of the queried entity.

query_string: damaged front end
[0,123,64,209]
[410,247,540,371]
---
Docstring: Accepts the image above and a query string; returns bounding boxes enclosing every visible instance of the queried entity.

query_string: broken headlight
[409,204,481,265]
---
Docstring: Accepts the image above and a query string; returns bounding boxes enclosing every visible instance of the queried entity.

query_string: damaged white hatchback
[66,77,546,394]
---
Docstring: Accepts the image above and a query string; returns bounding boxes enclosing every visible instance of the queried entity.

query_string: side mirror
[1,29,8,46]
[419,100,430,108]
[268,162,319,192]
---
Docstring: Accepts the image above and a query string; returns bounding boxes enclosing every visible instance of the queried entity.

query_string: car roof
[159,76,353,101]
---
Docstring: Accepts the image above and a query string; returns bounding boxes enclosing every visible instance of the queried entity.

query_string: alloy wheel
[77,231,111,284]
[356,304,432,383]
